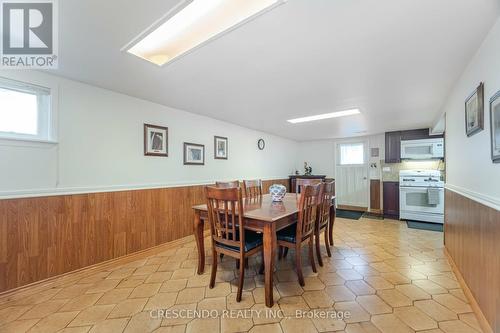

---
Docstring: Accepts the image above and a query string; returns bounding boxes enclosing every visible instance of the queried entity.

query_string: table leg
[194,210,205,275]
[263,223,276,307]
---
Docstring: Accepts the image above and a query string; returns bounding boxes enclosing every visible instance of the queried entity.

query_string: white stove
[399,170,444,224]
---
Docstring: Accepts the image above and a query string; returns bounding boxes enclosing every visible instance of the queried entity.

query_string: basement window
[0,77,54,142]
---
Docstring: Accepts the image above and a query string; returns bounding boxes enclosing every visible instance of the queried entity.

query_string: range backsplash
[381,160,445,182]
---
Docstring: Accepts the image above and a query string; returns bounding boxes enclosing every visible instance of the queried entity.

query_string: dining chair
[276,184,320,286]
[215,180,240,188]
[243,179,263,198]
[296,178,322,193]
[315,181,335,266]
[205,186,263,302]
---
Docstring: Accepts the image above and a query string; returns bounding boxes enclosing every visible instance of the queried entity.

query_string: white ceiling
[53,0,500,141]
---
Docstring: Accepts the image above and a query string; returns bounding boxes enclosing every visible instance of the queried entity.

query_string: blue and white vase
[269,184,287,202]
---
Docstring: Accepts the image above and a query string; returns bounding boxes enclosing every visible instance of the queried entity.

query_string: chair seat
[217,230,263,252]
[277,224,297,243]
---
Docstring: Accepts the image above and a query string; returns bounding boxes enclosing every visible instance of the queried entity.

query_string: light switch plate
[382,167,391,172]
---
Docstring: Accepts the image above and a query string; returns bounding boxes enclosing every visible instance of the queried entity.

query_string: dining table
[192,193,336,308]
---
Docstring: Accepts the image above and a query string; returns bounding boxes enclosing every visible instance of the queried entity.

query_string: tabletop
[192,193,301,222]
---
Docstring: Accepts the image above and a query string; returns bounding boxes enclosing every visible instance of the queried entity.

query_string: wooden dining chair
[276,184,320,286]
[243,179,263,198]
[215,180,240,188]
[205,186,263,302]
[296,178,322,193]
[315,181,335,266]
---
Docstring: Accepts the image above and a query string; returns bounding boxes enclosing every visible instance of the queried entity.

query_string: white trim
[0,137,58,148]
[0,176,288,200]
[445,184,500,211]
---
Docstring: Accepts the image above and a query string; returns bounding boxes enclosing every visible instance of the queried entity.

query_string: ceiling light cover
[125,0,284,66]
[287,109,361,124]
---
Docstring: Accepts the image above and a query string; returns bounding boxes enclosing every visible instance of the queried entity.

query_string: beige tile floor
[0,217,484,333]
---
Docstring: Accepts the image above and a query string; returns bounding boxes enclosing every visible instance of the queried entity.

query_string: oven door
[399,186,444,214]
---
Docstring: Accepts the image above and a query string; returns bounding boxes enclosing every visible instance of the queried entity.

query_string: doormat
[336,209,363,220]
[406,221,443,232]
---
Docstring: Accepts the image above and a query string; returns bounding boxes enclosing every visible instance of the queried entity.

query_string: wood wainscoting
[445,189,500,333]
[0,179,288,293]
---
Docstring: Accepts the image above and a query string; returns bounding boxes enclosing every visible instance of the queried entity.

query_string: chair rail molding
[445,183,500,211]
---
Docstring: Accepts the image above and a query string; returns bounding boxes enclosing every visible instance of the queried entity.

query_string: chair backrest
[205,186,245,252]
[296,178,322,193]
[215,180,240,189]
[318,181,335,227]
[297,184,321,239]
[243,179,263,198]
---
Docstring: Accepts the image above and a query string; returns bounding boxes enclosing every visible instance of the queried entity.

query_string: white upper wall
[442,17,500,205]
[0,71,298,197]
[295,134,385,179]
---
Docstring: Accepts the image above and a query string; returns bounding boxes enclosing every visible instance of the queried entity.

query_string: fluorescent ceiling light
[287,109,361,124]
[124,0,285,66]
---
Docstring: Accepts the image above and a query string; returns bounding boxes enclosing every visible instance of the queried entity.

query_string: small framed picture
[465,82,484,137]
[183,142,205,165]
[490,90,500,163]
[214,136,228,160]
[144,124,168,156]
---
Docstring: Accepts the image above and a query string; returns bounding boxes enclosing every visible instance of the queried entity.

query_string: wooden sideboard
[289,175,334,193]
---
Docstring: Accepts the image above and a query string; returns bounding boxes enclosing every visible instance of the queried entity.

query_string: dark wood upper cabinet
[385,128,444,164]
[385,131,401,163]
[401,128,444,140]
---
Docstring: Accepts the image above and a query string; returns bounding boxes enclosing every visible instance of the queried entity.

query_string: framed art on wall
[144,124,168,156]
[183,142,205,165]
[214,136,228,159]
[465,82,484,137]
[490,90,500,163]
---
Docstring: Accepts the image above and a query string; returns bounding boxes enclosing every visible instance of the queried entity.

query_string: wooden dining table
[192,193,336,308]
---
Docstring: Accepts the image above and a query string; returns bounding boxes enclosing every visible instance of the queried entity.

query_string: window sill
[0,137,58,148]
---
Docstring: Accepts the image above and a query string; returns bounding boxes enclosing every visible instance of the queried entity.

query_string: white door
[335,142,369,208]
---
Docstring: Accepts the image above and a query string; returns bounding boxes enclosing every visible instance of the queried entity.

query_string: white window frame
[0,76,58,145]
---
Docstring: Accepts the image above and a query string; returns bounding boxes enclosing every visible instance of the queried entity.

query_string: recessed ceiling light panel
[123,0,285,66]
[287,109,361,124]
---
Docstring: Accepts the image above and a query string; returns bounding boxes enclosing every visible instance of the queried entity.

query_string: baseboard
[0,230,211,303]
[338,205,368,212]
[444,248,494,333]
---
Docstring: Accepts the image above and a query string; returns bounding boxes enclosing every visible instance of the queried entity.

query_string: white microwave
[401,138,444,160]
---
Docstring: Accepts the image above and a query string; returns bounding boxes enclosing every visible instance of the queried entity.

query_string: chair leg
[283,247,289,258]
[245,258,249,269]
[209,249,218,288]
[324,226,332,257]
[220,253,224,259]
[236,260,240,269]
[295,245,305,286]
[308,236,317,273]
[237,256,245,302]
[315,227,323,267]
[278,246,283,260]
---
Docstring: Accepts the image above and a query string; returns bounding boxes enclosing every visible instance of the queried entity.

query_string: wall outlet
[382,167,391,172]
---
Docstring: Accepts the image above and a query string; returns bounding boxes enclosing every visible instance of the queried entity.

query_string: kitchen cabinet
[385,128,444,163]
[383,181,399,219]
[401,128,444,140]
[385,131,401,163]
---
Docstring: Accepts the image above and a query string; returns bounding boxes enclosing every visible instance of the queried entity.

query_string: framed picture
[183,142,205,165]
[490,90,500,163]
[465,82,484,137]
[144,124,168,156]
[214,136,228,159]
